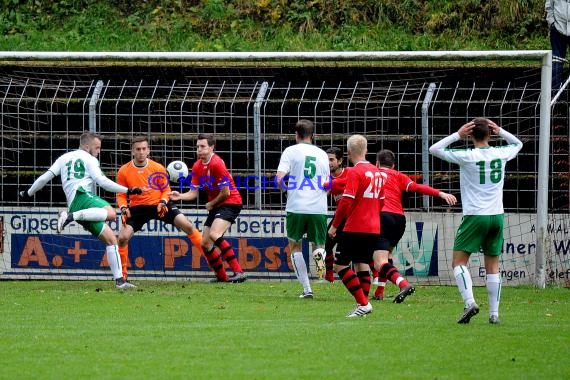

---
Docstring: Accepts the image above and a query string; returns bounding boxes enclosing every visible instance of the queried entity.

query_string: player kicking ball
[169,133,247,283]
[19,131,143,289]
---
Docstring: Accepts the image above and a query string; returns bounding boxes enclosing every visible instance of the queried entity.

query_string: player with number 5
[429,118,523,324]
[277,119,330,299]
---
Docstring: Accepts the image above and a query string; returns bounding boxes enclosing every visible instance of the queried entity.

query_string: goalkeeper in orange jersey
[116,136,204,282]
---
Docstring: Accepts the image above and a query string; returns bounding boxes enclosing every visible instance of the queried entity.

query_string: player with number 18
[430,118,523,324]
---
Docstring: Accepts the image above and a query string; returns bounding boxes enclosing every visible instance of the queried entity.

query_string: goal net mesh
[1,54,567,287]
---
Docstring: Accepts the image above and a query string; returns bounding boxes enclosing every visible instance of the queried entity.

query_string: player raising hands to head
[430,118,522,324]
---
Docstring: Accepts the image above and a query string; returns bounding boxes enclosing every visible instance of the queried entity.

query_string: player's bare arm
[328,225,337,238]
[169,189,198,202]
[276,171,287,191]
[439,191,457,206]
[206,186,230,211]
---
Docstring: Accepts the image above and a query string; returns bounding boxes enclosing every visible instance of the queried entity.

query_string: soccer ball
[166,160,189,182]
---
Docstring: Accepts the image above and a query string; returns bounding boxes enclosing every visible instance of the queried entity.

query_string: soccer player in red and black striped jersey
[169,133,246,283]
[116,136,205,282]
[323,147,350,283]
[329,134,384,317]
[372,149,456,302]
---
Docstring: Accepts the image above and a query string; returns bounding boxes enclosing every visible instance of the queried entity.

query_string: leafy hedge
[1,0,547,48]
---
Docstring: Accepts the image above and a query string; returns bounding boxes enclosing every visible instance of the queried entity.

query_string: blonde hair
[347,134,367,156]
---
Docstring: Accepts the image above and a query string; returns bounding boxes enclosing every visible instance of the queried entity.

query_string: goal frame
[0,50,553,287]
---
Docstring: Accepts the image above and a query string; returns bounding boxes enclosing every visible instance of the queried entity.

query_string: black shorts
[204,204,242,227]
[380,212,407,248]
[335,232,388,266]
[125,202,182,233]
[325,218,345,251]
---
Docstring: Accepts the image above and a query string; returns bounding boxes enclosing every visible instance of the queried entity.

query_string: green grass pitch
[0,280,568,379]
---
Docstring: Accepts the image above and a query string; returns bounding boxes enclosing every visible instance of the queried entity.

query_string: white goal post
[0,50,555,287]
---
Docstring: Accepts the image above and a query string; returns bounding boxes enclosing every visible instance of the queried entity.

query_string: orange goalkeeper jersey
[116,159,170,208]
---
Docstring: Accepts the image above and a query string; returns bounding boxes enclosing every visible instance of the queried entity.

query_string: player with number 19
[18,131,144,289]
[429,118,523,324]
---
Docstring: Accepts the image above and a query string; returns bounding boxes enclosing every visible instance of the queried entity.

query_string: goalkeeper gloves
[127,187,143,196]
[157,200,168,218]
[19,189,33,200]
[120,206,129,226]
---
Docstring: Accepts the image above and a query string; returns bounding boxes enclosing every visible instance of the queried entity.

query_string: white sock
[73,208,108,222]
[453,265,475,307]
[106,245,123,280]
[486,273,501,317]
[291,251,312,293]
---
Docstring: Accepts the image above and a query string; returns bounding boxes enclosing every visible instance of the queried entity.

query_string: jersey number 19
[65,159,86,180]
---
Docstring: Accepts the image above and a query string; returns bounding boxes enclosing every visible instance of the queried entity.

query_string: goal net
[1,51,565,287]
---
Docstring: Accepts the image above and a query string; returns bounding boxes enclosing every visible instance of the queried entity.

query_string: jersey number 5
[304,156,317,178]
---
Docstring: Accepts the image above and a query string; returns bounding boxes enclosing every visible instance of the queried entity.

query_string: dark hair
[325,146,343,160]
[472,117,490,141]
[376,149,395,167]
[79,131,102,146]
[131,135,148,145]
[197,133,215,147]
[294,119,314,139]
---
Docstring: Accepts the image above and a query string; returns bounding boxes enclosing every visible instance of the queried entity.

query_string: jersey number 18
[476,159,502,184]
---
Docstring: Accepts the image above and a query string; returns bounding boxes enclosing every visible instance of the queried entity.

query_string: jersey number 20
[363,171,383,198]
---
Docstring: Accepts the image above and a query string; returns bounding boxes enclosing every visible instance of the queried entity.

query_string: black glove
[127,187,143,196]
[19,189,33,200]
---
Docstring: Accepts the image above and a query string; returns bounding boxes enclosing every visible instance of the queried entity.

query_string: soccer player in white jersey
[429,118,523,324]
[276,119,330,298]
[19,131,144,289]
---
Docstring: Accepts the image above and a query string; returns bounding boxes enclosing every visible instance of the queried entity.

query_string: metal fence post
[89,80,104,132]
[254,81,269,210]
[421,83,437,210]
